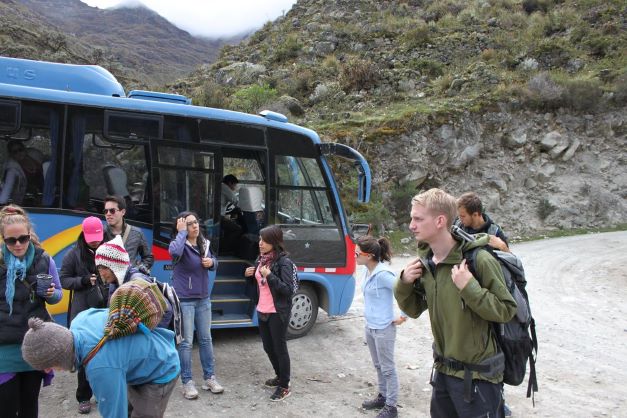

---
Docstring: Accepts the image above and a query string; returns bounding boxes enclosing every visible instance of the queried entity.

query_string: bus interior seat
[103,165,135,216]
[238,186,264,235]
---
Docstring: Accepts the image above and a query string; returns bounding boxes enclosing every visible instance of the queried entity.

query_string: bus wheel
[287,285,318,339]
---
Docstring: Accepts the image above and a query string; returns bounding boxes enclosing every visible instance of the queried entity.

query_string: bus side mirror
[350,223,371,240]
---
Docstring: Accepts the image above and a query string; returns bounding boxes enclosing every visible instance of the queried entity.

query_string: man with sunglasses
[103,195,153,274]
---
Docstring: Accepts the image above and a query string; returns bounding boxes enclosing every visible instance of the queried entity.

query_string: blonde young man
[394,188,517,417]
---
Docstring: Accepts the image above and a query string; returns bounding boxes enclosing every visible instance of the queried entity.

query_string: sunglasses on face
[3,234,31,245]
[103,208,120,215]
[355,250,370,257]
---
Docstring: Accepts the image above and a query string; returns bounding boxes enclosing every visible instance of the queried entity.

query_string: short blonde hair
[411,188,457,229]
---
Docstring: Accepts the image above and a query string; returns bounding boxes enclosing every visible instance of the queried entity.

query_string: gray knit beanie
[22,317,75,371]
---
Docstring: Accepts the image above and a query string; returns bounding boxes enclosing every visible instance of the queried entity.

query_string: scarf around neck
[3,242,36,315]
[259,251,277,269]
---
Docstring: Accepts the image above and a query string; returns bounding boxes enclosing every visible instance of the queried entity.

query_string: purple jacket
[168,230,217,299]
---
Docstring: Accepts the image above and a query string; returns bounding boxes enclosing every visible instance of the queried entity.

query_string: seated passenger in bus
[0,140,28,205]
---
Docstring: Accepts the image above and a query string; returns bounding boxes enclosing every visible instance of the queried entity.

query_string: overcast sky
[80,0,297,38]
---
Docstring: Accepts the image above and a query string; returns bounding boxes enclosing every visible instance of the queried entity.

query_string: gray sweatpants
[127,376,178,418]
[365,323,399,407]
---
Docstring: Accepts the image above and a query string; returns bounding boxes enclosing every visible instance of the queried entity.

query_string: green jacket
[394,234,517,383]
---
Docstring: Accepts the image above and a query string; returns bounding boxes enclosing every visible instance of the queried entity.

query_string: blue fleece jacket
[362,262,405,329]
[71,309,180,418]
[168,230,217,299]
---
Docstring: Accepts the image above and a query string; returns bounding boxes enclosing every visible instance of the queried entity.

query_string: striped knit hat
[95,235,130,284]
[82,279,166,366]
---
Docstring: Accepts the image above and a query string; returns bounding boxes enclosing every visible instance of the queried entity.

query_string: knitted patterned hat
[82,279,166,366]
[95,235,130,284]
[22,317,75,371]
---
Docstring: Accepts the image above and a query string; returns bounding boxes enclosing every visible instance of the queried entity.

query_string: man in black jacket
[456,192,510,252]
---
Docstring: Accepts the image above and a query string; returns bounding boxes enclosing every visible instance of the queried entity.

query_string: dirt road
[38,231,627,417]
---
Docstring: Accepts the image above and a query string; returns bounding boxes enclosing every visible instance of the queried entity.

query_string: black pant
[76,366,93,403]
[258,312,290,388]
[0,371,44,418]
[430,371,504,418]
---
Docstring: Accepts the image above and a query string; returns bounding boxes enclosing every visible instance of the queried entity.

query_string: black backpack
[454,226,538,401]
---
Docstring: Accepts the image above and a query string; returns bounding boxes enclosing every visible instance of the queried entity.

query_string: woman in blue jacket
[356,235,406,418]
[169,211,223,400]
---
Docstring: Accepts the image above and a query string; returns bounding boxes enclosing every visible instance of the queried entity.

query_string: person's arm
[89,367,128,418]
[136,229,154,271]
[46,258,63,304]
[393,275,427,319]
[59,250,92,291]
[0,168,17,204]
[168,230,188,258]
[457,250,517,323]
[265,259,294,297]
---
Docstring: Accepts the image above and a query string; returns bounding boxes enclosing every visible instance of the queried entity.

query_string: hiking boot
[182,381,199,399]
[265,376,280,387]
[376,404,398,418]
[78,401,91,414]
[270,386,291,401]
[362,393,386,410]
[201,375,224,393]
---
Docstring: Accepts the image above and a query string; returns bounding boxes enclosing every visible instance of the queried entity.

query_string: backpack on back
[130,272,183,345]
[455,228,538,401]
[82,279,167,366]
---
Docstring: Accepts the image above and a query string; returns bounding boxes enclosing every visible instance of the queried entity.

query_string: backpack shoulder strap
[463,246,482,285]
[122,223,132,245]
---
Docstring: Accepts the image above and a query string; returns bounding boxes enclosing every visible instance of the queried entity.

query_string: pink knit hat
[82,216,103,243]
[95,235,130,284]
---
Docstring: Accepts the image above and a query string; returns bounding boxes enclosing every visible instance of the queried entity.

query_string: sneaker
[362,393,386,410]
[78,401,91,414]
[376,404,398,418]
[182,380,199,399]
[504,402,512,417]
[201,375,224,393]
[265,376,280,387]
[270,386,291,401]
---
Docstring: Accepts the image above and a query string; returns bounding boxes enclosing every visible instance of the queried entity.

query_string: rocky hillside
[174,0,626,238]
[2,0,227,87]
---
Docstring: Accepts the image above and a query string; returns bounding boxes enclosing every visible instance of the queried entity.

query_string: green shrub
[339,57,380,92]
[403,21,431,48]
[559,77,603,111]
[537,198,556,220]
[230,84,278,114]
[195,81,230,109]
[524,72,564,110]
[409,58,444,78]
[273,35,300,63]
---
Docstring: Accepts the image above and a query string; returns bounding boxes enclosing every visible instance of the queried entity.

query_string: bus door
[151,142,220,249]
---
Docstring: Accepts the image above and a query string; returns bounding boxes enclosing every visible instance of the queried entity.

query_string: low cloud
[82,0,296,38]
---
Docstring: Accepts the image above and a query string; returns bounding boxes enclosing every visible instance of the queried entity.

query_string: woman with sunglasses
[244,225,296,402]
[0,204,62,418]
[355,235,406,418]
[169,211,223,400]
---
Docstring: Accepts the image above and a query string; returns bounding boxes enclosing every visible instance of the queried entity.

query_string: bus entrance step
[212,313,253,325]
[211,294,250,303]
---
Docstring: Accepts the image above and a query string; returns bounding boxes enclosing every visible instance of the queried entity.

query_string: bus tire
[287,284,318,339]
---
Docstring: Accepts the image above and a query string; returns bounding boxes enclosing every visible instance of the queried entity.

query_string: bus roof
[0,56,320,143]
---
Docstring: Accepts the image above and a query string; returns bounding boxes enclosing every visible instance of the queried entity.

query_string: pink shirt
[255,265,276,313]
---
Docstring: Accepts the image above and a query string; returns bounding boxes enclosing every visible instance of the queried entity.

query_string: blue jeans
[179,297,215,384]
[365,323,399,407]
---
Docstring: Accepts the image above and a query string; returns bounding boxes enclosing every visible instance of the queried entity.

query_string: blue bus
[0,56,371,338]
